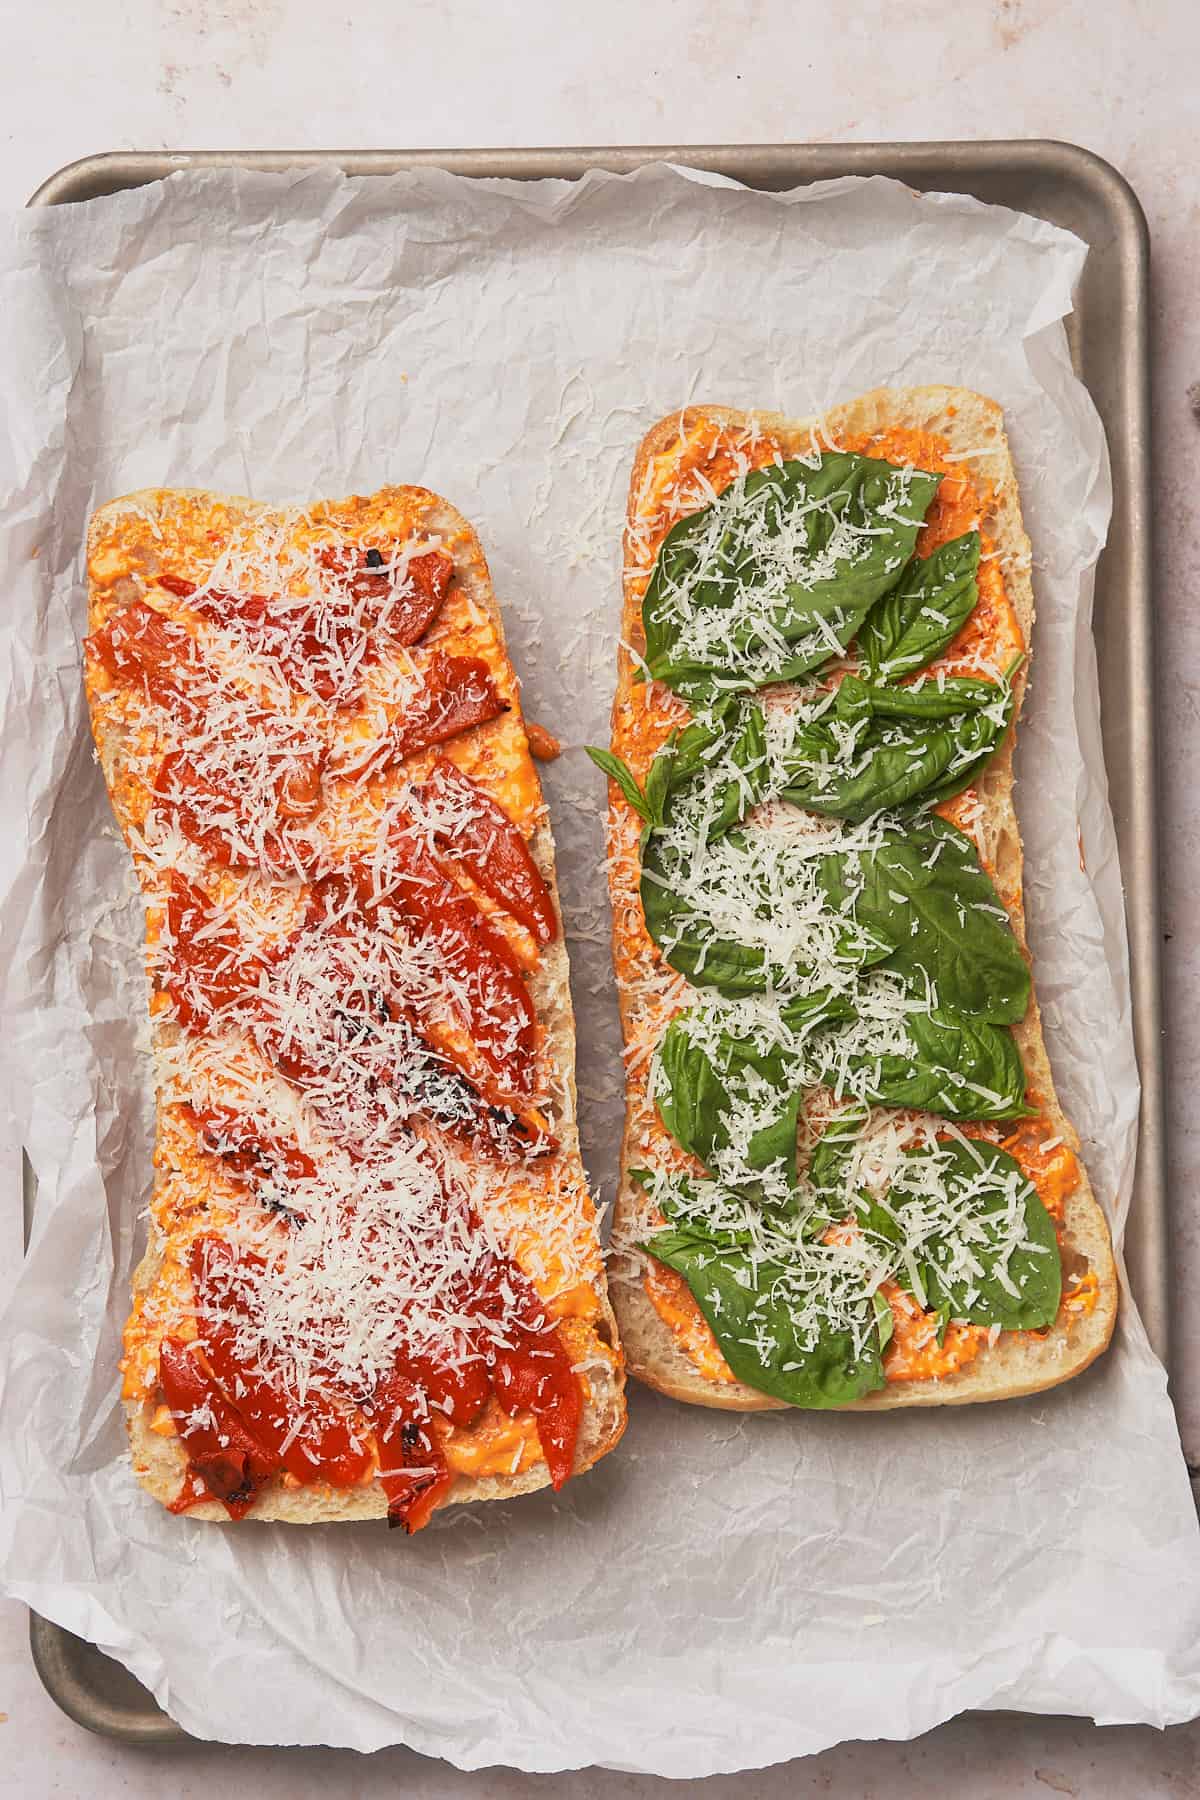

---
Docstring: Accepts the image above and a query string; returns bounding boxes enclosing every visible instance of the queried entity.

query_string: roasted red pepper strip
[91,599,323,872]
[163,873,267,1029]
[424,756,557,945]
[351,999,553,1159]
[154,751,235,867]
[191,1238,372,1488]
[161,549,453,706]
[490,1319,582,1491]
[467,1248,583,1491]
[183,1105,317,1215]
[387,653,508,764]
[159,1335,280,1519]
[166,548,453,645]
[404,1352,491,1429]
[190,1106,317,1186]
[394,550,454,642]
[272,880,546,1153]
[315,545,454,647]
[161,574,335,701]
[370,1373,456,1533]
[154,745,324,872]
[349,830,537,1096]
[158,572,265,620]
[87,599,203,721]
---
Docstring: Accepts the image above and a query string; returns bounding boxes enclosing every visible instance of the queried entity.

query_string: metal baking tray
[24,140,1159,1747]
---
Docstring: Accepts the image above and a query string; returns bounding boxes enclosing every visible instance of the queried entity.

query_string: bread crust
[86,484,625,1521]
[607,389,1118,1412]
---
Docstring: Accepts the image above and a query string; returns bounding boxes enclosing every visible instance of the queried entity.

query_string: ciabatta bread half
[86,482,625,1521]
[602,388,1117,1412]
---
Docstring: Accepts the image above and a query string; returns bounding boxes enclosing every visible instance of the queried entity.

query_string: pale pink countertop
[1,0,1197,1792]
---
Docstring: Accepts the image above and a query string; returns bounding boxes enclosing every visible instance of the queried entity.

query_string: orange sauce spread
[1063,1269,1100,1316]
[441,1399,544,1479]
[611,412,1075,1391]
[643,1259,737,1384]
[999,1111,1079,1225]
[93,487,619,1515]
[883,1283,988,1383]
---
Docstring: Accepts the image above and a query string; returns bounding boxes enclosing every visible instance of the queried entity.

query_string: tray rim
[21,137,1161,1750]
[27,136,1149,219]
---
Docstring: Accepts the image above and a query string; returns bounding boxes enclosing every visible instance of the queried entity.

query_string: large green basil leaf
[744,1090,806,1180]
[639,831,771,995]
[642,1222,887,1407]
[804,1103,869,1238]
[640,823,889,996]
[856,674,1011,721]
[819,1009,1030,1121]
[779,674,1014,824]
[819,817,1030,1023]
[807,1102,868,1198]
[632,1168,755,1244]
[888,1140,1061,1330]
[652,999,846,1185]
[653,1017,744,1174]
[780,707,1010,824]
[643,453,942,697]
[914,730,1015,811]
[857,531,981,679]
[645,700,770,841]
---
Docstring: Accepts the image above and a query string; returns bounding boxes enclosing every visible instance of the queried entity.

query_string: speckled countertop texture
[1,1,1197,1792]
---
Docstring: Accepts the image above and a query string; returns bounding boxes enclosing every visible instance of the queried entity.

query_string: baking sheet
[0,161,1197,1774]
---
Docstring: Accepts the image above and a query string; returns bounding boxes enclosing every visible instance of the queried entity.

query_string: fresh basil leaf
[642,453,942,697]
[646,700,770,842]
[779,988,859,1034]
[631,1169,755,1245]
[860,674,1008,720]
[745,1089,805,1177]
[585,746,651,822]
[644,702,731,825]
[781,716,974,823]
[779,683,1014,825]
[653,1018,744,1174]
[889,1140,1061,1330]
[642,1223,887,1407]
[807,1102,869,1198]
[829,672,872,723]
[820,1009,1031,1121]
[853,1189,936,1313]
[913,667,1021,810]
[819,817,1030,1023]
[654,1008,807,1186]
[858,531,980,680]
[705,703,770,838]
[639,830,771,994]
[914,739,1010,812]
[640,822,887,997]
[854,1189,906,1248]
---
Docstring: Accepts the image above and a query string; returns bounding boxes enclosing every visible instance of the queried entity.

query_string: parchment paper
[0,165,1197,1775]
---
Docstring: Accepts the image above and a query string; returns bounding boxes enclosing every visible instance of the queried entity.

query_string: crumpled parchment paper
[0,164,1197,1775]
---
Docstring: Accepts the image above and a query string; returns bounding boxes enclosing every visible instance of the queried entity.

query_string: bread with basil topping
[601,388,1118,1412]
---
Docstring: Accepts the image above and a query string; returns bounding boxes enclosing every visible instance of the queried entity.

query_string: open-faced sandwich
[591,387,1117,1411]
[85,484,625,1526]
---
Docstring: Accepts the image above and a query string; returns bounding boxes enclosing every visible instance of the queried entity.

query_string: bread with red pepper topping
[85,483,625,1525]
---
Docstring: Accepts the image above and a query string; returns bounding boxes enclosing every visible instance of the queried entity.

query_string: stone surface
[1,0,1197,1789]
